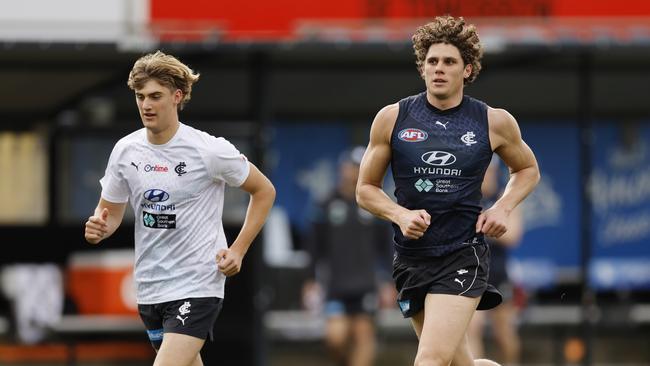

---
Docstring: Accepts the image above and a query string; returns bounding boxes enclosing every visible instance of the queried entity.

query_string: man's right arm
[356,103,431,240]
[84,198,127,244]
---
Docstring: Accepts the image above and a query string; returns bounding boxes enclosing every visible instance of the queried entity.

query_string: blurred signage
[269,123,351,231]
[150,0,650,42]
[589,123,650,289]
[510,124,581,289]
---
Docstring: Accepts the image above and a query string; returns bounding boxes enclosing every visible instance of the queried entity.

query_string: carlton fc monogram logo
[176,301,191,326]
[175,162,187,176]
[461,131,477,146]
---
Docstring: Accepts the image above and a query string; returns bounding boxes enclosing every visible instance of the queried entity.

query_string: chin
[429,89,449,99]
[142,120,158,130]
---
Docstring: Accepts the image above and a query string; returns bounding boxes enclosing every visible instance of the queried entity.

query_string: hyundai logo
[143,189,170,202]
[421,151,456,166]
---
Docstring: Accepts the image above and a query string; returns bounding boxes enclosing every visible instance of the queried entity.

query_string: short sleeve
[206,137,250,187]
[99,143,130,203]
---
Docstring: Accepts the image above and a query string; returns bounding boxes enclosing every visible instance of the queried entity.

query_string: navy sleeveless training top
[390,92,493,257]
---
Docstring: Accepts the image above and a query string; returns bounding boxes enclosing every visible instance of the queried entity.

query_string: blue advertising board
[509,123,581,289]
[268,123,352,232]
[588,123,650,290]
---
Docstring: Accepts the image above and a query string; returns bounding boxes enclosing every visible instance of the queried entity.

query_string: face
[421,43,472,100]
[134,79,182,133]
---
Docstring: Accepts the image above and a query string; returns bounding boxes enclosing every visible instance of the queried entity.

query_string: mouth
[433,78,446,84]
[143,113,156,119]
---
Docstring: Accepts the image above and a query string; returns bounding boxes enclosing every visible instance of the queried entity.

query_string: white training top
[100,122,250,304]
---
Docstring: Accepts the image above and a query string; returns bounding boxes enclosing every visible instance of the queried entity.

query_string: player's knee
[474,358,502,366]
[325,337,343,349]
[325,327,348,351]
[414,351,451,366]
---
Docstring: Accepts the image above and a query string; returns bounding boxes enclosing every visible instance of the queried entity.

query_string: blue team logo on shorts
[146,328,164,341]
[398,299,410,314]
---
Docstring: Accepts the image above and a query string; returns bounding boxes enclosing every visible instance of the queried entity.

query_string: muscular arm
[356,103,431,239]
[84,199,127,244]
[477,108,540,237]
[217,162,275,276]
[489,108,540,212]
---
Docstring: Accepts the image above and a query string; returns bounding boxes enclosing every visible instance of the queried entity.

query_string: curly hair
[412,16,483,84]
[127,51,200,110]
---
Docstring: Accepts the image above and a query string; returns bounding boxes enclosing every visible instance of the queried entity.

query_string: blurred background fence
[0,0,649,365]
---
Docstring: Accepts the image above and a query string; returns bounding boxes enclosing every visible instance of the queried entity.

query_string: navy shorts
[138,297,223,349]
[324,292,378,317]
[392,244,502,318]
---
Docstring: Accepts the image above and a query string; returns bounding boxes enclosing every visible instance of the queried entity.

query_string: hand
[216,248,243,277]
[85,208,109,244]
[396,209,430,239]
[475,205,509,238]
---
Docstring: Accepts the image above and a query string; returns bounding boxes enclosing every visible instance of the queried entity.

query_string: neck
[426,89,463,110]
[147,120,180,145]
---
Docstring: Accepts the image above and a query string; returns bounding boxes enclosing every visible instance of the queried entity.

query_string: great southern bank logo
[143,189,170,202]
[398,128,428,142]
[421,151,456,166]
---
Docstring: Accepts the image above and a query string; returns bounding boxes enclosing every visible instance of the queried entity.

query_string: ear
[464,64,472,79]
[173,89,183,105]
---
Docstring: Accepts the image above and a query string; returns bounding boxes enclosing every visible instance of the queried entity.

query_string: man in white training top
[83,51,276,366]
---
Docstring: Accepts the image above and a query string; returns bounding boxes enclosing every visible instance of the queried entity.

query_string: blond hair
[412,16,483,84]
[127,51,200,110]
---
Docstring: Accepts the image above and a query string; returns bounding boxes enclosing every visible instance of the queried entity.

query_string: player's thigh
[467,309,487,342]
[490,301,514,326]
[326,315,350,346]
[154,332,205,366]
[414,293,480,362]
[451,334,475,366]
[350,314,375,341]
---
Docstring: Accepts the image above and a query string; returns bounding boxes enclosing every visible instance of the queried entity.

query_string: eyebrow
[427,56,458,61]
[135,91,163,97]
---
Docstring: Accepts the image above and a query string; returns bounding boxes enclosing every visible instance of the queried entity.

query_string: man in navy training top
[356,15,540,366]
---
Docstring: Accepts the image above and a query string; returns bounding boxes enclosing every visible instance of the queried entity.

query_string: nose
[141,98,152,110]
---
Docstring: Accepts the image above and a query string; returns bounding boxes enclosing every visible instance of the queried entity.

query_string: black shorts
[138,297,223,349]
[392,244,502,318]
[324,292,378,317]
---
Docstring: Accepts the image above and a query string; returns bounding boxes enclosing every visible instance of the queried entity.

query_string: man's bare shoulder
[488,106,520,139]
[370,103,400,141]
[487,106,517,128]
[376,102,399,121]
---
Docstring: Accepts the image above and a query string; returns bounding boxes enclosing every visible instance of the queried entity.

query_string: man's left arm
[217,162,276,276]
[477,108,540,238]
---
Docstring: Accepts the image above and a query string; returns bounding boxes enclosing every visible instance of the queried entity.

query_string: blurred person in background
[468,158,523,365]
[302,146,395,366]
[356,15,539,366]
[83,51,275,366]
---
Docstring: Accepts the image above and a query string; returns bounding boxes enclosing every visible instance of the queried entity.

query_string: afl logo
[398,128,428,142]
[421,151,456,166]
[143,189,170,202]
